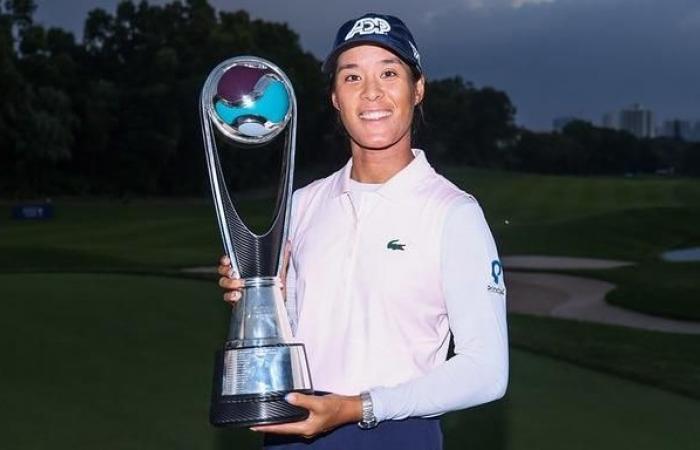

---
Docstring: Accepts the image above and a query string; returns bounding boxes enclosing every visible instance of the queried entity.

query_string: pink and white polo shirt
[287,149,470,394]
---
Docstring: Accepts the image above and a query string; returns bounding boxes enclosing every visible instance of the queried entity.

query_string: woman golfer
[218,13,509,450]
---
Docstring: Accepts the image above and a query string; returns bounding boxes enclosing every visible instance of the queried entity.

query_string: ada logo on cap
[345,17,391,41]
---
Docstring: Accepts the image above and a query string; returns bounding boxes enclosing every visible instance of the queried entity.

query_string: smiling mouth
[359,110,392,121]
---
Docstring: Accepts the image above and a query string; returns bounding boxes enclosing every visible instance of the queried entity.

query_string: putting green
[1,273,699,449]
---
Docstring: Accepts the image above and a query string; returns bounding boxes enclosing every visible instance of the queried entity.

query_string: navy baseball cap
[322,13,422,76]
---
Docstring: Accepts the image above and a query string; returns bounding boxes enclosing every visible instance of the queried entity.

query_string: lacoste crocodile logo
[387,239,406,251]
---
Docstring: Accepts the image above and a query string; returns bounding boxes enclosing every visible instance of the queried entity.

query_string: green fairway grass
[3,170,699,270]
[4,168,698,320]
[442,167,700,226]
[446,168,700,320]
[496,206,700,260]
[1,167,699,442]
[0,200,216,271]
[507,313,700,399]
[445,350,700,450]
[0,198,275,272]
[0,272,260,450]
[2,273,699,450]
[588,262,700,321]
[443,168,700,261]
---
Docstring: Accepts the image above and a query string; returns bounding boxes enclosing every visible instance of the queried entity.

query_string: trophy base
[209,346,314,427]
[210,390,313,428]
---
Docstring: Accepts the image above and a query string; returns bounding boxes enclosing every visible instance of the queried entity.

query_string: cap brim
[322,38,421,75]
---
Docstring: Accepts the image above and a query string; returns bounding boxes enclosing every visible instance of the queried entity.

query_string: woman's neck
[349,138,414,184]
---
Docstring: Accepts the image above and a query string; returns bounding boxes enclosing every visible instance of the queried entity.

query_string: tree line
[1,0,697,197]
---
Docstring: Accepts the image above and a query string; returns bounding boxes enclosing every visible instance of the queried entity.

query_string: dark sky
[35,0,700,130]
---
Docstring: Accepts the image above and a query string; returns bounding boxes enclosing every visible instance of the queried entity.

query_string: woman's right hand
[218,255,244,303]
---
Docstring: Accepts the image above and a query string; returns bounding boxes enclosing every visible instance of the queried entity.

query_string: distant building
[619,104,655,138]
[601,104,655,138]
[659,119,692,141]
[657,119,700,142]
[552,116,580,132]
[691,121,700,142]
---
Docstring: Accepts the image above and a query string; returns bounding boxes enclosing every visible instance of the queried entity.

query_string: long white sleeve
[369,197,509,421]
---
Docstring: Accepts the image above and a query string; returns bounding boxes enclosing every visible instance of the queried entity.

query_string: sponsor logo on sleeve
[491,260,502,284]
[345,17,391,41]
[487,259,506,296]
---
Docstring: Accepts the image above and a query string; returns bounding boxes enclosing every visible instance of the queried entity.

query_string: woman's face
[332,45,424,153]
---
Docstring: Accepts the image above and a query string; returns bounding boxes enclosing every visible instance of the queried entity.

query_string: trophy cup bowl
[200,56,313,427]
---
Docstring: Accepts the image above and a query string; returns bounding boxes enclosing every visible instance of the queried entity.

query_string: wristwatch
[357,391,378,429]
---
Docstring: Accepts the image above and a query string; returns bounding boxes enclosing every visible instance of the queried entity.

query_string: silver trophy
[200,56,313,427]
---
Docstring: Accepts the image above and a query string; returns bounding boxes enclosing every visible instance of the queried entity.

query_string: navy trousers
[263,418,443,450]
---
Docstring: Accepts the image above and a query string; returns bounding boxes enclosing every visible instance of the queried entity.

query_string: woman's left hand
[251,393,362,438]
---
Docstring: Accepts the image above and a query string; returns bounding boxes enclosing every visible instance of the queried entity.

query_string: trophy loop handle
[199,56,297,279]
